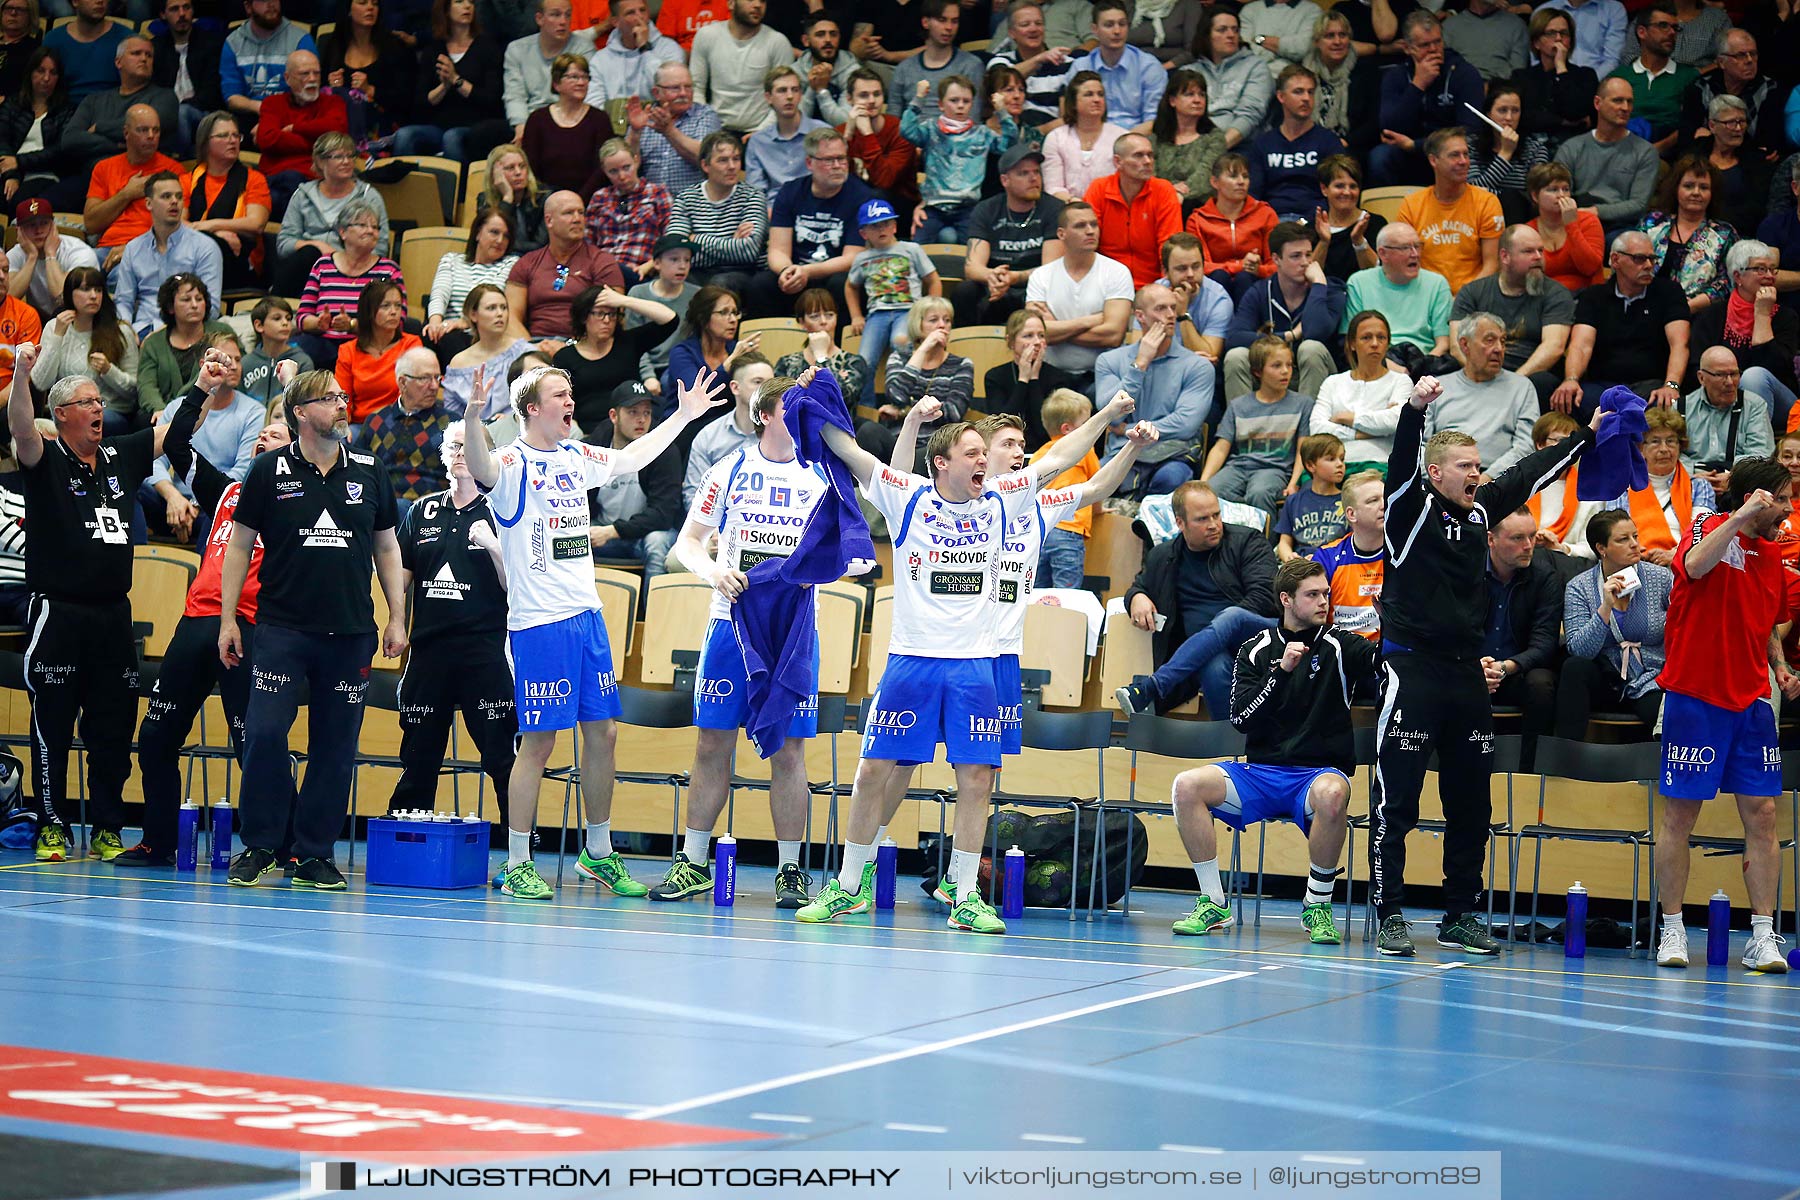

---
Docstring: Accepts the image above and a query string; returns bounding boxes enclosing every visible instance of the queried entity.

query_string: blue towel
[730,368,876,758]
[1576,386,1649,501]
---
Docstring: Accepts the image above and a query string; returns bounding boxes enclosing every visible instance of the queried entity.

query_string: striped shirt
[584,181,673,270]
[668,181,768,270]
[0,484,23,588]
[427,252,520,322]
[297,256,405,344]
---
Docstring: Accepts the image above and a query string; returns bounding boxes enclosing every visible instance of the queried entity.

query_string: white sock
[586,822,611,857]
[681,827,711,865]
[837,840,875,891]
[1751,913,1774,938]
[1193,858,1225,904]
[950,848,981,898]
[777,839,802,867]
[1305,864,1340,907]
[507,830,531,868]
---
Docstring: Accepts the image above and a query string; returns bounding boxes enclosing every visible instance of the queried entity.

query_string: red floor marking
[0,1045,764,1161]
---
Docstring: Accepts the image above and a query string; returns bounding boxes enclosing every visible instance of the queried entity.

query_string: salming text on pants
[388,636,516,818]
[24,596,138,832]
[136,614,256,852]
[238,623,376,862]
[1370,653,1496,921]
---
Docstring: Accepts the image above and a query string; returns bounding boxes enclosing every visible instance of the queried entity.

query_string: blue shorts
[694,618,819,739]
[1660,692,1780,800]
[1212,763,1346,835]
[507,609,621,732]
[862,654,1002,768]
[993,652,1022,756]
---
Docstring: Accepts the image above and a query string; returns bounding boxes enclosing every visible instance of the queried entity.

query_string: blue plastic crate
[365,818,490,889]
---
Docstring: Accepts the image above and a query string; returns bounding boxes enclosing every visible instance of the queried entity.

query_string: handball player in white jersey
[660,375,831,908]
[464,363,729,900]
[795,384,1133,933]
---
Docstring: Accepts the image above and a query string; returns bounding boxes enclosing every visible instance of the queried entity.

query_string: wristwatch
[1664,380,1680,392]
[1176,312,1192,323]
[1254,34,1268,46]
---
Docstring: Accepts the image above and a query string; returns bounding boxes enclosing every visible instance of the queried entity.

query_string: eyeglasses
[713,308,741,319]
[401,372,442,384]
[810,154,849,164]
[1720,49,1758,60]
[1712,117,1748,129]
[321,151,356,162]
[298,390,351,407]
[54,397,105,412]
[1614,250,1655,264]
[1698,368,1742,379]
[552,263,571,292]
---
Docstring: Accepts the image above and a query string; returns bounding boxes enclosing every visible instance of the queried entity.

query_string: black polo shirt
[233,441,397,635]
[397,490,508,646]
[1575,275,1690,384]
[20,429,154,604]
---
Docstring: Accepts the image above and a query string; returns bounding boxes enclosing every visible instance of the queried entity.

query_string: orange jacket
[1085,174,1182,290]
[1184,196,1278,277]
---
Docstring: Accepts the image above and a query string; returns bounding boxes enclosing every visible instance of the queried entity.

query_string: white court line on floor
[625,970,1255,1121]
[885,1123,947,1134]
[1161,1144,1226,1154]
[750,1113,815,1124]
[1021,1133,1086,1145]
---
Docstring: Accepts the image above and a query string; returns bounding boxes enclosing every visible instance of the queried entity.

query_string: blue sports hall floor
[2,843,1798,1200]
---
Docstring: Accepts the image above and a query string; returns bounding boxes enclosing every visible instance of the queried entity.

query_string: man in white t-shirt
[1023,200,1133,382]
[7,200,100,321]
[464,363,729,901]
[795,376,1133,933]
[661,373,829,909]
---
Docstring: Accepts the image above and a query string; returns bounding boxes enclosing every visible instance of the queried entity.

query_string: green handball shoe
[1172,896,1233,936]
[795,876,869,923]
[500,860,553,900]
[1300,902,1342,945]
[948,889,1006,934]
[576,849,649,896]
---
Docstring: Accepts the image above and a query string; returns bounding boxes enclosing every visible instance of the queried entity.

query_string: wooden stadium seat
[1021,601,1088,707]
[593,567,641,659]
[1358,185,1412,222]
[389,156,462,229]
[947,327,1009,397]
[54,213,85,243]
[459,161,489,226]
[919,243,967,283]
[131,551,195,658]
[312,21,335,40]
[369,166,448,229]
[237,149,260,168]
[397,226,465,322]
[1099,611,1199,714]
[639,575,714,684]
[866,585,894,685]
[815,580,865,693]
[737,317,808,365]
[137,544,202,573]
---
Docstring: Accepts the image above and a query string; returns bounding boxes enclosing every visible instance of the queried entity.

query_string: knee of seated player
[1309,773,1350,824]
[1172,765,1226,813]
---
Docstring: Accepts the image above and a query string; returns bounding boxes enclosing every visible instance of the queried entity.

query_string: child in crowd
[1186,153,1277,302]
[1275,433,1347,561]
[899,74,1017,244]
[629,233,699,399]
[241,296,315,408]
[1029,388,1101,589]
[845,198,940,403]
[1200,334,1312,515]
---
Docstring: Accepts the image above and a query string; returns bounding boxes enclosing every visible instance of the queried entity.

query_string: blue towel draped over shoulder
[730,368,877,757]
[1576,386,1648,501]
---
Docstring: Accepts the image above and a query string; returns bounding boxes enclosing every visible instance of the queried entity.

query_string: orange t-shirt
[88,152,183,248]
[0,295,42,393]
[186,165,274,268]
[655,0,727,52]
[1396,184,1504,294]
[335,333,423,424]
[1028,441,1100,538]
[570,0,611,29]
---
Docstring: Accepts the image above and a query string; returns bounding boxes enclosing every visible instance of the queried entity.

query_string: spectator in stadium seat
[1681,29,1785,164]
[1155,235,1231,368]
[953,145,1063,329]
[396,0,510,162]
[865,297,973,473]
[294,202,405,371]
[626,232,697,398]
[355,344,453,515]
[114,171,224,340]
[990,3,1077,131]
[1189,7,1270,151]
[1700,95,1771,241]
[1274,433,1347,560]
[744,65,824,198]
[317,0,419,143]
[1481,506,1562,738]
[583,380,681,578]
[1184,153,1277,302]
[1467,82,1550,221]
[1425,313,1538,476]
[1311,309,1409,471]
[983,309,1079,451]
[335,280,423,426]
[901,75,1018,246]
[652,0,727,55]
[837,68,918,226]
[140,330,263,545]
[1311,153,1382,284]
[1124,0,1202,69]
[584,139,670,286]
[41,0,126,102]
[1071,0,1166,130]
[626,61,722,200]
[1202,333,1311,514]
[184,112,273,291]
[1024,200,1134,391]
[1613,406,1713,566]
[444,283,533,419]
[1450,224,1575,409]
[1149,69,1226,206]
[274,132,392,297]
[63,37,176,169]
[256,50,350,216]
[507,188,626,343]
[0,49,79,210]
[520,52,615,194]
[0,0,40,104]
[1342,221,1452,368]
[690,0,796,136]
[424,209,522,368]
[1247,65,1344,224]
[1526,161,1605,292]
[1552,76,1659,239]
[551,283,677,430]
[1607,3,1696,151]
[1239,0,1324,75]
[137,272,233,417]
[1096,282,1214,496]
[886,0,985,123]
[1371,11,1483,187]
[667,132,767,295]
[477,143,547,255]
[1309,468,1385,640]
[1085,133,1180,292]
[1223,221,1343,402]
[1042,72,1123,205]
[749,127,871,320]
[585,0,683,106]
[31,265,134,429]
[793,11,856,126]
[1520,410,1602,558]
[1679,347,1772,496]
[1687,239,1798,434]
[1511,8,1597,147]
[223,0,319,130]
[1303,10,1377,160]
[1396,127,1503,295]
[1115,479,1279,717]
[660,284,742,416]
[1552,230,1691,419]
[1537,0,1626,76]
[242,295,314,408]
[6,198,98,322]
[1441,0,1527,82]
[152,0,224,155]
[1640,156,1738,315]
[502,0,596,142]
[83,104,180,269]
[1028,387,1102,588]
[771,286,867,412]
[1556,507,1667,739]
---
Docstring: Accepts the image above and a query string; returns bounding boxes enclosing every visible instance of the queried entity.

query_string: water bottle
[1564,881,1587,958]
[209,799,233,870]
[176,801,200,873]
[713,835,736,906]
[1707,889,1731,966]
[874,838,897,909]
[1002,845,1025,919]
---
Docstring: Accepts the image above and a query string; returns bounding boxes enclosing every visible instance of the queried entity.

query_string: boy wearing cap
[588,380,684,579]
[7,200,101,322]
[627,233,700,401]
[844,197,940,404]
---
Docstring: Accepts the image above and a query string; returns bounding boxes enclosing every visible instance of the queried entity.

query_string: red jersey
[184,482,262,622]
[1660,512,1785,710]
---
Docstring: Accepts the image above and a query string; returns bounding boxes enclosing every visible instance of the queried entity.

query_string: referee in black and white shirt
[218,370,408,891]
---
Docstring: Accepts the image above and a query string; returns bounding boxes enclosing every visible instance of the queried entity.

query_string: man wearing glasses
[356,346,454,523]
[217,370,409,891]
[1605,3,1696,151]
[625,61,722,197]
[748,127,874,319]
[1680,30,1785,161]
[1677,347,1773,498]
[5,344,177,864]
[1552,230,1691,418]
[1688,240,1800,434]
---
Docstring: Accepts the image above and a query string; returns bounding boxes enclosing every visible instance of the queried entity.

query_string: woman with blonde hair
[856,296,973,472]
[274,130,391,297]
[478,142,547,255]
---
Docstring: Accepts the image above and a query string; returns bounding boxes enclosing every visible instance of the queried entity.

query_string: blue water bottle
[176,801,200,873]
[1002,845,1025,919]
[1707,889,1731,966]
[713,835,736,906]
[874,838,897,909]
[1564,881,1587,958]
[209,799,233,870]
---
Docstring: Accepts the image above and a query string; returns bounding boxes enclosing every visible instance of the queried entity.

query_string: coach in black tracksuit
[1371,380,1593,958]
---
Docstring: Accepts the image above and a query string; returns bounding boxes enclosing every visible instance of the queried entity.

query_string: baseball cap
[13,199,50,223]
[610,380,654,410]
[997,144,1045,175]
[652,233,698,258]
[857,197,898,227]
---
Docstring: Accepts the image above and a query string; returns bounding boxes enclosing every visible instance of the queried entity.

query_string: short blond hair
[1424,429,1478,468]
[1039,388,1092,436]
[905,296,954,346]
[1342,470,1384,509]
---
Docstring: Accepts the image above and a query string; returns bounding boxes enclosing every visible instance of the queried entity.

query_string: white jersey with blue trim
[863,465,1041,659]
[487,438,617,631]
[687,445,829,622]
[995,486,1083,655]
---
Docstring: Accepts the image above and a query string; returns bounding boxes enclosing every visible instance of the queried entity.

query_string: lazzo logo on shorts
[866,708,917,731]
[969,716,1002,739]
[1764,746,1782,767]
[1666,744,1717,768]
[524,679,573,700]
[697,677,735,699]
